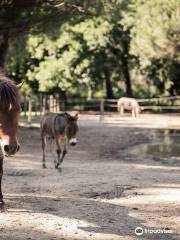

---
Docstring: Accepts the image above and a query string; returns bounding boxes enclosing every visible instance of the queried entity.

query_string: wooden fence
[21,93,180,125]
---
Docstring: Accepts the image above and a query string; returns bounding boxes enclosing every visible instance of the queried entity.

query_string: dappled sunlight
[0,212,103,240]
[1,115,180,239]
[8,153,33,158]
[103,186,180,206]
[132,163,180,171]
[5,153,42,169]
[20,113,180,129]
[1,193,143,240]
[2,191,179,239]
[102,113,180,129]
[154,183,180,188]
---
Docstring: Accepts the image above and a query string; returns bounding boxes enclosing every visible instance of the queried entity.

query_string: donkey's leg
[55,137,61,169]
[59,137,67,165]
[59,146,67,166]
[41,135,47,168]
[0,156,4,207]
[56,137,67,169]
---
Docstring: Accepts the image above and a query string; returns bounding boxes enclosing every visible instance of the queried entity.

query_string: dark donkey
[0,71,22,207]
[40,112,78,169]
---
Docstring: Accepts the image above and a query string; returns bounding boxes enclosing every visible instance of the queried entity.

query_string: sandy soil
[0,113,180,240]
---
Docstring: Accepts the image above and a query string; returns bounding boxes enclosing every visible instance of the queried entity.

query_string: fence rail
[20,94,180,125]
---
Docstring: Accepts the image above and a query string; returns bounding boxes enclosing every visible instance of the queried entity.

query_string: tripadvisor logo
[135,227,144,236]
[135,227,173,236]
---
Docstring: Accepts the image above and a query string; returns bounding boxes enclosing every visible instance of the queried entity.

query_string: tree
[96,0,134,97]
[130,0,180,95]
[7,0,138,98]
[8,17,112,97]
[0,0,88,69]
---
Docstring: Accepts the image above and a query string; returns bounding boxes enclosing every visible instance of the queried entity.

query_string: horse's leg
[41,135,47,168]
[117,104,120,113]
[136,106,139,117]
[120,105,124,116]
[55,137,61,169]
[134,107,138,117]
[0,156,4,207]
[132,106,135,118]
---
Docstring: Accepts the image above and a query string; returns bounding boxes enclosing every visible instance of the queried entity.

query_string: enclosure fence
[20,93,180,126]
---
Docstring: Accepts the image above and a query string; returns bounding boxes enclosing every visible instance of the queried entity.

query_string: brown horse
[0,71,22,207]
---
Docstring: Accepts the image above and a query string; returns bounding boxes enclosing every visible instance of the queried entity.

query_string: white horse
[117,97,140,117]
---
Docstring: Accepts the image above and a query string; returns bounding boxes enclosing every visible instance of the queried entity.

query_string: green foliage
[129,0,180,95]
[131,0,180,60]
[0,0,91,36]
[8,16,112,97]
[6,0,180,98]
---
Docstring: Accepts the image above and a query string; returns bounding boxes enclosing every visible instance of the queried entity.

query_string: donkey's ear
[17,81,25,89]
[75,113,78,120]
[65,112,71,117]
[64,112,71,120]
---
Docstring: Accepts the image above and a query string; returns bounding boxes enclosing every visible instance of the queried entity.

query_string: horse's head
[0,80,23,156]
[65,112,78,146]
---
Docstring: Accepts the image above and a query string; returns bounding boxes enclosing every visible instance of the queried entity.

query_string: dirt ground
[0,113,180,240]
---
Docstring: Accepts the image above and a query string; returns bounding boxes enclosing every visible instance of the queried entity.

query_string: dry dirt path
[0,113,180,240]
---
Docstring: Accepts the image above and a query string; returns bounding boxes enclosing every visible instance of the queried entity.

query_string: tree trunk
[121,56,133,97]
[0,33,9,71]
[59,88,67,112]
[104,67,114,99]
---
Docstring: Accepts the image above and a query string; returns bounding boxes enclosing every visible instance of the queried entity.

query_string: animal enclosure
[20,93,180,126]
[1,1,180,239]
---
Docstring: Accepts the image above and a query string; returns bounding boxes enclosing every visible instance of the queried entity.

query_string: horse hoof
[55,164,59,169]
[0,199,5,209]
[42,164,47,168]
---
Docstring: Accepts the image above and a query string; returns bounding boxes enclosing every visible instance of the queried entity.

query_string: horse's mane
[0,70,19,109]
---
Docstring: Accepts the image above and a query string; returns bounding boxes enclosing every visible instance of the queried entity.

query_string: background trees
[0,0,87,68]
[130,0,180,96]
[1,0,180,99]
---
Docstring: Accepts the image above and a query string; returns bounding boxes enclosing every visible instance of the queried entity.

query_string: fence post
[42,95,46,114]
[39,94,43,116]
[35,101,38,116]
[100,98,104,120]
[53,96,57,112]
[56,96,60,112]
[23,94,27,117]
[28,98,32,126]
[61,100,65,112]
[50,95,54,112]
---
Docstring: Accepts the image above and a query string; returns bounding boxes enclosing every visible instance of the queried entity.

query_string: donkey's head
[65,112,78,146]
[0,80,23,156]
